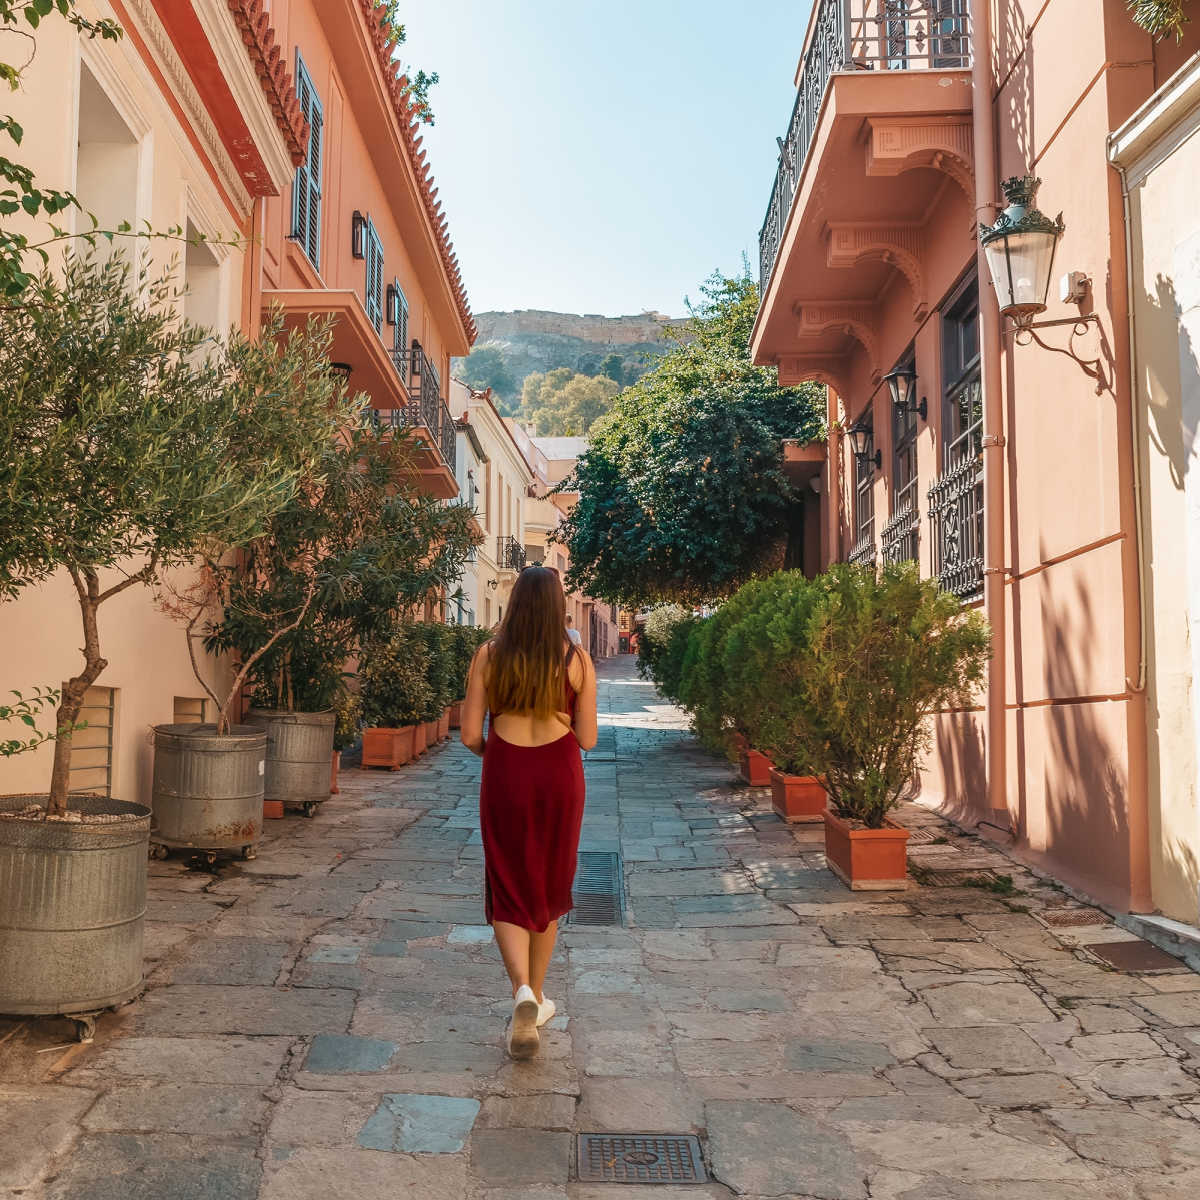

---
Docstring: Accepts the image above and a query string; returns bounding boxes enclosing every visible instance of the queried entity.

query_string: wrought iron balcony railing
[497,534,526,572]
[927,423,984,601]
[848,530,877,568]
[881,477,920,565]
[369,342,456,478]
[758,0,972,294]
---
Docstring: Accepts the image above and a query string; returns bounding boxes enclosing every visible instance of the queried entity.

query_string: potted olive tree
[359,624,432,768]
[208,419,477,810]
[791,563,989,888]
[0,255,330,1026]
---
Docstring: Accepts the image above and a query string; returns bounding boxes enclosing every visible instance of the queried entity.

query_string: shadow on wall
[933,708,986,820]
[997,0,1032,168]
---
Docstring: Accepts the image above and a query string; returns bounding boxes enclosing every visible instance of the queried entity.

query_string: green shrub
[655,613,700,707]
[411,623,455,721]
[637,605,690,683]
[448,624,490,702]
[359,624,431,728]
[332,690,362,752]
[784,563,989,827]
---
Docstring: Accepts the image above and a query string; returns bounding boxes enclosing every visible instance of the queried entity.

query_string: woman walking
[460,566,598,1058]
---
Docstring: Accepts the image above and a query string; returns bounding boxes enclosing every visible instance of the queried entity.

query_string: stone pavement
[4,655,1200,1199]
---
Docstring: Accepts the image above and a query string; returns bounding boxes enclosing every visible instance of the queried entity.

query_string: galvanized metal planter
[244,709,335,818]
[151,723,266,862]
[0,794,150,1033]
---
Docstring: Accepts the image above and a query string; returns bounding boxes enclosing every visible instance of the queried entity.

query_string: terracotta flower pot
[424,719,440,747]
[438,708,451,740]
[449,701,463,729]
[822,810,910,891]
[361,726,416,770]
[412,722,428,757]
[770,769,827,822]
[330,749,341,794]
[738,748,773,787]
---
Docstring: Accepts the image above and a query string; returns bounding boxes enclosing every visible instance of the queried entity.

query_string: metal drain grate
[566,851,624,926]
[1040,908,1110,927]
[906,829,944,844]
[577,1133,706,1183]
[914,868,1004,888]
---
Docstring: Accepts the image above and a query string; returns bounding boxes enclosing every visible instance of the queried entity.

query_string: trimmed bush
[359,625,431,729]
[636,605,690,683]
[449,624,491,703]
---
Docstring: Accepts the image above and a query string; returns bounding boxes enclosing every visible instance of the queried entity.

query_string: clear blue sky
[405,2,810,319]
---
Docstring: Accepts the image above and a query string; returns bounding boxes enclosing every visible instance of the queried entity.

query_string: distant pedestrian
[460,566,599,1058]
[565,613,583,648]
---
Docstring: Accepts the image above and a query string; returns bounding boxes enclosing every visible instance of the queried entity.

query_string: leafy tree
[372,1,438,124]
[599,353,625,387]
[0,254,346,812]
[200,419,478,717]
[559,271,825,605]
[1127,0,1189,38]
[520,368,620,435]
[460,344,517,408]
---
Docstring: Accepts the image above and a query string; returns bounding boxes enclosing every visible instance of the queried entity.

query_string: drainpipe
[971,5,1010,828]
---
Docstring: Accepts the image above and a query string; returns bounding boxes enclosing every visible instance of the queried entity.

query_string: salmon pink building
[752,0,1200,942]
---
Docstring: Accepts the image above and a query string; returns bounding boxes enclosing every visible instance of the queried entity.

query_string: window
[183,218,221,333]
[928,276,984,600]
[75,63,140,261]
[882,357,920,564]
[849,414,876,567]
[364,218,384,332]
[69,686,115,797]
[173,696,207,724]
[291,53,323,268]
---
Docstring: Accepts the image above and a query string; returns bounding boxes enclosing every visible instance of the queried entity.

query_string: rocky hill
[455,309,687,411]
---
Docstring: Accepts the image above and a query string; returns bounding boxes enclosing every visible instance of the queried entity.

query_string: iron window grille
[928,279,983,600]
[364,217,384,333]
[497,534,526,572]
[849,414,876,567]
[291,53,323,268]
[882,360,920,564]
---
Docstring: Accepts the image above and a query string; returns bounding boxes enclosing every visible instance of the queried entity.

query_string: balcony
[750,1,974,389]
[370,341,458,499]
[496,534,526,574]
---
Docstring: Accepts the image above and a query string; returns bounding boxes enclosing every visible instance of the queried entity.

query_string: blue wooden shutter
[292,53,323,268]
[365,218,383,331]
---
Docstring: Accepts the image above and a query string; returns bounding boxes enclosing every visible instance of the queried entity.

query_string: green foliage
[0,1,122,295]
[559,271,825,606]
[448,623,490,702]
[371,2,438,124]
[519,368,620,435]
[599,353,625,387]
[332,690,362,752]
[0,687,83,757]
[636,604,690,683]
[0,253,348,807]
[359,624,432,728]
[205,420,479,714]
[413,623,455,720]
[1127,0,1190,39]
[459,345,517,409]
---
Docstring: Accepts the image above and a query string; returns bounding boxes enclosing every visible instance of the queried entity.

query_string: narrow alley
[4,656,1200,1200]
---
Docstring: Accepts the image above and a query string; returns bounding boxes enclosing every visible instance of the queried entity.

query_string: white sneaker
[536,996,556,1026]
[507,985,540,1059]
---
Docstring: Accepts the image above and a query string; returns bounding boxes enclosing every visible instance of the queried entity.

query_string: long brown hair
[486,566,567,718]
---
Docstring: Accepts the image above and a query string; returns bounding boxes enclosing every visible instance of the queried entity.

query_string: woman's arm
[459,642,491,757]
[572,651,599,751]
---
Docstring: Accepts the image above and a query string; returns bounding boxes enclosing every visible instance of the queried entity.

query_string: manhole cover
[577,1133,706,1183]
[566,851,624,926]
[1041,909,1110,927]
[1084,939,1182,972]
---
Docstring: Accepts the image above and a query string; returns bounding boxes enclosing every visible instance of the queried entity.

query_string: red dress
[480,645,585,932]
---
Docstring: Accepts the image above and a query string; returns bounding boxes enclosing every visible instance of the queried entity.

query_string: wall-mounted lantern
[980,175,1106,392]
[883,363,927,421]
[847,420,881,470]
[351,210,366,260]
[980,176,1064,325]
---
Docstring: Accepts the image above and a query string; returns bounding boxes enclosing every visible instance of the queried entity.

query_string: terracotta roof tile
[227,0,308,168]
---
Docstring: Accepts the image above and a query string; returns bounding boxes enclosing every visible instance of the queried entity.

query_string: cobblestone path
[5,655,1200,1199]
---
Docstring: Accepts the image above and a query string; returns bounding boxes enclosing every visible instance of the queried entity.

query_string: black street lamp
[883,363,927,421]
[980,176,1064,325]
[847,420,881,470]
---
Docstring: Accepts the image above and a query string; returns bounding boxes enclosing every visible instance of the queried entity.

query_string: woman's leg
[528,920,558,1003]
[492,920,532,996]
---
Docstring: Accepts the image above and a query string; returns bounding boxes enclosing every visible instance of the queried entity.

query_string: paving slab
[0,1083,96,1189]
